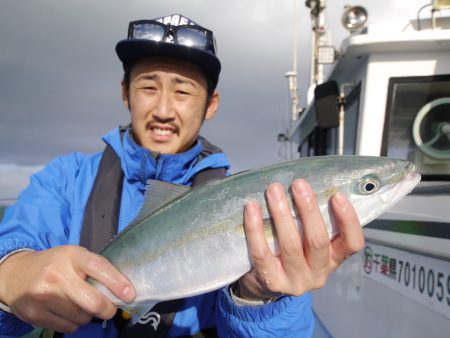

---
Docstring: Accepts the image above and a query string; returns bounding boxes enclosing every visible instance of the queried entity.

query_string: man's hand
[0,246,135,333]
[238,179,364,301]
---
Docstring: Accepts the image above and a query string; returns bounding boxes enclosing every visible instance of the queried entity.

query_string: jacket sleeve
[0,153,82,336]
[216,287,315,337]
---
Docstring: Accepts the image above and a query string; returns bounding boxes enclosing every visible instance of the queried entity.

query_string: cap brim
[116,39,221,88]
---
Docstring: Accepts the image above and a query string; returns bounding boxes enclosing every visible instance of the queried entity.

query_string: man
[0,14,364,337]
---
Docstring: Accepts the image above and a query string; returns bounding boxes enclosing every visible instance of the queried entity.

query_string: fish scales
[89,155,421,320]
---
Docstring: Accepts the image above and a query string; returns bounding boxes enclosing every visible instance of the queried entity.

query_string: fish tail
[121,302,160,327]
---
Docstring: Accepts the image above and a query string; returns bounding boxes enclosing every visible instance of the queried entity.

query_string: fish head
[324,157,421,238]
[345,158,420,225]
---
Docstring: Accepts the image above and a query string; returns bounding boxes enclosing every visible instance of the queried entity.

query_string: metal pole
[308,0,326,85]
[290,0,299,122]
[338,102,345,155]
[431,8,437,30]
[338,82,356,155]
[292,0,298,76]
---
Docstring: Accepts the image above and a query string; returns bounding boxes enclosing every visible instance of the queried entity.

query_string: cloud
[0,0,432,181]
[0,0,303,172]
[0,164,43,204]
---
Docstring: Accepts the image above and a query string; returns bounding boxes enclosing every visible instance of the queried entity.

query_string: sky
[0,0,432,203]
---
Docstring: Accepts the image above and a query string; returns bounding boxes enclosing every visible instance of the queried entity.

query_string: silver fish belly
[89,155,420,319]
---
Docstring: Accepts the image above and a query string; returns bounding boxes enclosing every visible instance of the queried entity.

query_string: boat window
[298,82,360,157]
[298,129,320,157]
[383,75,450,179]
[325,128,337,155]
[299,128,335,156]
[299,137,310,157]
[343,83,361,155]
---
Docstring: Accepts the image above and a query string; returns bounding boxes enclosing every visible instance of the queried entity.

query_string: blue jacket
[0,128,314,337]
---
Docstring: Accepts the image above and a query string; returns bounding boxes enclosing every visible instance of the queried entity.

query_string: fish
[88,155,421,322]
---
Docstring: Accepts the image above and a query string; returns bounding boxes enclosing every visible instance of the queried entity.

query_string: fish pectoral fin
[121,301,159,326]
[144,180,191,215]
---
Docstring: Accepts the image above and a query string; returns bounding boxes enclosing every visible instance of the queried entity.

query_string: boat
[281,1,450,337]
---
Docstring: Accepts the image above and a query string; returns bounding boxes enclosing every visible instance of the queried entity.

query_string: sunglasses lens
[133,23,165,41]
[177,27,208,49]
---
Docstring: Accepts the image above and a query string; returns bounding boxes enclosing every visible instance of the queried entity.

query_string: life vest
[56,128,226,338]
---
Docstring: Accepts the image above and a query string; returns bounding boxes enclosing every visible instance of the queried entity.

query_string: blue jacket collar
[102,127,224,189]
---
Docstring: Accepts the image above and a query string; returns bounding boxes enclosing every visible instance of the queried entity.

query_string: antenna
[279,0,301,160]
[285,0,300,123]
[306,0,327,86]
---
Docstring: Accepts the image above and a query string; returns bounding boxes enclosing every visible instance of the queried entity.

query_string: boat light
[341,5,368,33]
[433,0,450,10]
[318,46,336,64]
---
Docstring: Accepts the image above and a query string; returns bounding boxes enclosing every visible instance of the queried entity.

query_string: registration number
[362,242,450,319]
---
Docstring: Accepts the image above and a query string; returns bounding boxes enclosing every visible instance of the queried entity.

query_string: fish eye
[358,176,380,195]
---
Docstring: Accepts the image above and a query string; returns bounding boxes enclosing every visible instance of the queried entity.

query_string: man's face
[122,58,219,154]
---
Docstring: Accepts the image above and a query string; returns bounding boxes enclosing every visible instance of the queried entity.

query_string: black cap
[116,14,221,88]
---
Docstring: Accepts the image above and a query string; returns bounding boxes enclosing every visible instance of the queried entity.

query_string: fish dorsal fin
[133,179,191,223]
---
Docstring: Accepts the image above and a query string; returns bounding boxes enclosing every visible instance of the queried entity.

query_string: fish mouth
[380,165,421,206]
[359,165,421,227]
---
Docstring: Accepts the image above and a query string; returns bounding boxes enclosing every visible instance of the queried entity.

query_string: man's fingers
[241,201,285,298]
[330,192,364,267]
[244,201,274,264]
[78,251,135,304]
[239,181,365,300]
[266,183,305,273]
[40,310,80,334]
[63,277,117,320]
[17,306,79,334]
[45,295,93,326]
[292,179,329,274]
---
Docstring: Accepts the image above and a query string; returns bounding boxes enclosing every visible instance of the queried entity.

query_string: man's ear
[205,90,220,121]
[121,80,130,110]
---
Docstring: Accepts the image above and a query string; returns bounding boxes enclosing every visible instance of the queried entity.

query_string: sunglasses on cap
[127,20,217,55]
